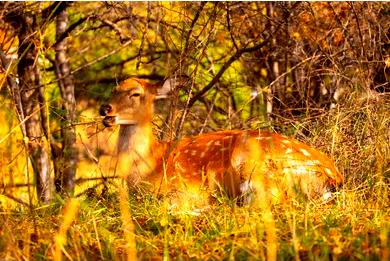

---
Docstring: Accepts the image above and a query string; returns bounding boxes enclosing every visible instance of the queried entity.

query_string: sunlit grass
[1,184,389,260]
[1,94,389,260]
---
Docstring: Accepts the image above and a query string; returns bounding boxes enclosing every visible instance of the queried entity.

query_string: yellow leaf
[261,68,268,77]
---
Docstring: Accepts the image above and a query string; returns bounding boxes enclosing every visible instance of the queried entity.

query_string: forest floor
[0,177,389,260]
[1,97,390,261]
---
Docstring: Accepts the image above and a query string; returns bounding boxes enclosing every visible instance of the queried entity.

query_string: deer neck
[117,124,155,157]
[116,124,166,182]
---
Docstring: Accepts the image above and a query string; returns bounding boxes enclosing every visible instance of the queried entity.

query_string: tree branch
[53,16,89,48]
[98,17,131,44]
[185,3,299,109]
[41,1,70,22]
[184,2,206,53]
[187,36,273,108]
[226,2,239,51]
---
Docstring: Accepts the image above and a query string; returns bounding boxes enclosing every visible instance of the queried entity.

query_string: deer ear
[155,76,188,99]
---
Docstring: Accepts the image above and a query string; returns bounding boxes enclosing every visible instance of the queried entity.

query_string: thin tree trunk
[267,3,279,121]
[16,13,52,203]
[54,8,77,196]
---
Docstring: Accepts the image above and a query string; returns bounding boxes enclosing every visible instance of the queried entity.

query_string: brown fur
[100,78,343,206]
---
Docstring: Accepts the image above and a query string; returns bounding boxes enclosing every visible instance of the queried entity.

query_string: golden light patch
[325,168,333,175]
[300,148,311,157]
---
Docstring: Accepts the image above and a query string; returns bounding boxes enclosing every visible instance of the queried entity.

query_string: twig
[53,16,89,48]
[0,193,29,206]
[0,104,42,144]
[98,17,131,44]
[187,35,274,109]
[71,39,132,75]
[1,183,33,188]
[349,2,366,57]
[226,2,238,51]
[78,132,99,164]
[264,54,322,90]
[184,2,206,53]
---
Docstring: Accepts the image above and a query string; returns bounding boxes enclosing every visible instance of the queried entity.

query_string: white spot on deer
[285,148,293,154]
[300,148,311,157]
[323,190,332,201]
[214,140,221,146]
[184,149,189,154]
[293,140,302,146]
[258,136,272,141]
[306,160,321,166]
[206,140,214,146]
[281,139,291,145]
[191,150,197,156]
[200,151,206,158]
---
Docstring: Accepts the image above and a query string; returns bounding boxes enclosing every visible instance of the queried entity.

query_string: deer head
[99,77,188,127]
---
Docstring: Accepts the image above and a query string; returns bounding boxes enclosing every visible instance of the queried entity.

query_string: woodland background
[0,2,389,260]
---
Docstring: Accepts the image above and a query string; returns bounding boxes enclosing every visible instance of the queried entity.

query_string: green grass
[1,93,389,261]
[0,182,389,260]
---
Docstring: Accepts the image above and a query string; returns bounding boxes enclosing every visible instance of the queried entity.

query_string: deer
[99,77,343,210]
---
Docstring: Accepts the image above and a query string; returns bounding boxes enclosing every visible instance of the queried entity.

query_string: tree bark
[266,3,279,121]
[54,8,77,197]
[16,13,52,203]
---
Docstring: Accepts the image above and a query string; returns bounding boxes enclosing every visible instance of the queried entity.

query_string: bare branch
[184,2,206,53]
[187,36,272,109]
[71,39,132,75]
[0,193,29,206]
[53,16,89,48]
[226,2,239,51]
[98,17,131,44]
[41,1,70,21]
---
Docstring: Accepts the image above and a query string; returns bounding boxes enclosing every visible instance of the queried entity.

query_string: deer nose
[99,103,112,116]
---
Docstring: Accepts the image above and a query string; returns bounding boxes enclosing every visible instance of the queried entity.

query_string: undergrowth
[0,94,389,260]
[0,183,389,260]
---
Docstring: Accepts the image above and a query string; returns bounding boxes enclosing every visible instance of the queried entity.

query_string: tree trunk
[54,8,77,197]
[266,3,281,121]
[16,13,52,203]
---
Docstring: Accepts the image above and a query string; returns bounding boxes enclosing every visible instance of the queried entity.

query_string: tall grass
[0,93,389,260]
[1,185,388,260]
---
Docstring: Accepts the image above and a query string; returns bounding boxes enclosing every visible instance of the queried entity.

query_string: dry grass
[0,185,389,260]
[0,93,389,260]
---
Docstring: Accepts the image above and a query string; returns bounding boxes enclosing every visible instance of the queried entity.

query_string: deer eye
[127,91,141,98]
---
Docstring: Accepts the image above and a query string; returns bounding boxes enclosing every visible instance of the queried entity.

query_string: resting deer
[99,78,343,208]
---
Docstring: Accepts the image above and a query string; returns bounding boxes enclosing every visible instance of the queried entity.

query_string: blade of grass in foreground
[53,199,80,261]
[119,185,137,261]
